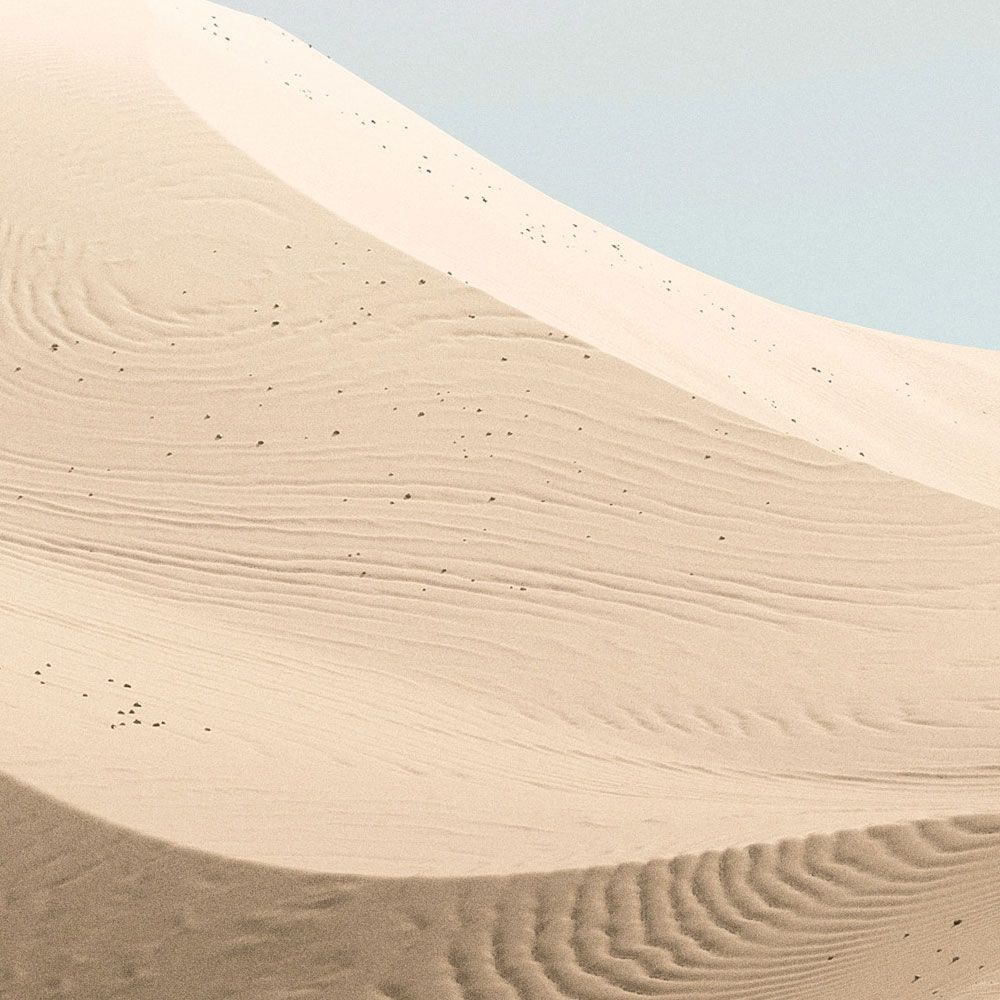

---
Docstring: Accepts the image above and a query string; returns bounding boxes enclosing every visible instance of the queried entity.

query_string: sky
[222,1,999,349]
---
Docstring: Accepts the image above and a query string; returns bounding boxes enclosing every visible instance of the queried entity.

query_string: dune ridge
[144,0,1000,510]
[2,0,998,996]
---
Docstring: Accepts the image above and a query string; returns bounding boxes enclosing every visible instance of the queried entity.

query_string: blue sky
[222,1,999,349]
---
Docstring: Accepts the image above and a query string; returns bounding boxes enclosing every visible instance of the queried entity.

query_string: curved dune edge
[3,1,1000,996]
[142,0,1000,510]
[3,773,1000,999]
[2,0,1000,877]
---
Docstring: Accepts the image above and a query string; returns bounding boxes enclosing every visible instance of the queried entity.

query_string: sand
[2,1,998,997]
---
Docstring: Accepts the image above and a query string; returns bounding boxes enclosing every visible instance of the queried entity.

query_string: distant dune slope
[2,1,999,998]
[144,0,1000,510]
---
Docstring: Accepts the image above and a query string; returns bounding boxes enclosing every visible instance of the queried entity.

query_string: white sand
[2,1,998,997]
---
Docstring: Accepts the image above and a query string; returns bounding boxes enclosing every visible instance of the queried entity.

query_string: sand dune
[4,775,1000,999]
[144,0,1000,510]
[2,0,998,996]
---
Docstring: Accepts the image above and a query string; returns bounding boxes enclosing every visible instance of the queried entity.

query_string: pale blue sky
[224,1,999,349]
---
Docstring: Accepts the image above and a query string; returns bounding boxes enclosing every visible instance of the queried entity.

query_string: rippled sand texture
[2,1,999,997]
[4,779,1000,999]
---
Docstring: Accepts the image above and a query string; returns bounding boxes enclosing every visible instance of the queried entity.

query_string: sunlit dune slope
[3,0,1000,876]
[145,0,1000,510]
[2,1,1000,997]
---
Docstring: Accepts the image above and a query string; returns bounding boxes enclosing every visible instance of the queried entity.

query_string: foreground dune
[4,774,1000,999]
[2,0,998,996]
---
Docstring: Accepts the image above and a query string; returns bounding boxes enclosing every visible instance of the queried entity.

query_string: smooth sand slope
[2,1,998,997]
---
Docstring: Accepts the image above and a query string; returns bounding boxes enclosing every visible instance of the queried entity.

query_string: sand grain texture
[2,1,998,997]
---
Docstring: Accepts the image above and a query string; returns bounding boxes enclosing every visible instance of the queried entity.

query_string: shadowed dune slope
[4,776,1000,1000]
[2,1,1000,997]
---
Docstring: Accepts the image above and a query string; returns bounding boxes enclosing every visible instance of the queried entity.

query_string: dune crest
[2,0,998,996]
[144,0,1000,509]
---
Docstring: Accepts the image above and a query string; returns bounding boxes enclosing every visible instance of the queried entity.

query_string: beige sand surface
[5,774,1000,1000]
[2,1,998,997]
